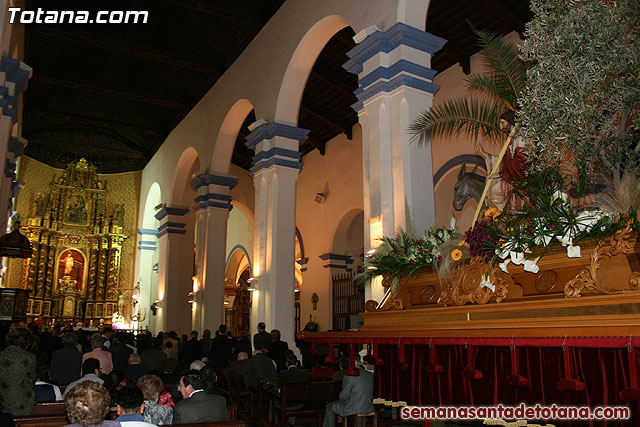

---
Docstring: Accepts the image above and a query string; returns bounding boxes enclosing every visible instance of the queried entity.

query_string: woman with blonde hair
[137,375,172,425]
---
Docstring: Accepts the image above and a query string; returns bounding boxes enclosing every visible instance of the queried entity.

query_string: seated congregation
[0,323,378,427]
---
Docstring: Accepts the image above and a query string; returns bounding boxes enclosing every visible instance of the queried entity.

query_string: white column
[246,122,308,349]
[344,23,446,303]
[154,206,192,333]
[191,172,237,333]
[135,228,158,331]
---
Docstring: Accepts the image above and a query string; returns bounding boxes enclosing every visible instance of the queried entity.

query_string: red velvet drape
[374,344,640,427]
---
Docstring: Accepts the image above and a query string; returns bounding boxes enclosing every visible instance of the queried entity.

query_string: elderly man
[83,335,113,374]
[322,353,374,427]
[123,353,147,380]
[173,370,227,423]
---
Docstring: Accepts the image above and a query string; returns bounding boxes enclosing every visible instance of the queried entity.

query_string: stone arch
[211,99,255,174]
[399,0,430,30]
[331,208,365,271]
[274,14,351,125]
[171,146,200,205]
[225,245,252,285]
[142,182,162,229]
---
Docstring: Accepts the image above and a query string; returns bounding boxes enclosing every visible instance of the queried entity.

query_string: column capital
[190,171,238,191]
[193,192,233,212]
[154,205,189,221]
[319,253,355,272]
[343,22,446,112]
[245,121,308,175]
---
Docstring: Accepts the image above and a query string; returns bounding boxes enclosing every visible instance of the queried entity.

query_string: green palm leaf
[409,97,504,144]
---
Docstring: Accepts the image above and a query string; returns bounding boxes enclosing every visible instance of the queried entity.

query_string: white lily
[523,257,540,274]
[552,190,569,203]
[510,251,525,265]
[567,245,581,258]
[557,232,573,247]
[480,274,495,292]
[449,215,457,231]
[499,259,511,274]
[534,233,553,246]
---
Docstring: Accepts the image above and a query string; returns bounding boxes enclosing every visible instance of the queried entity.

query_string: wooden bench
[258,381,341,427]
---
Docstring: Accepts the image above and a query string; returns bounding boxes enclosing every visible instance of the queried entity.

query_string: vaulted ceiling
[22,0,531,174]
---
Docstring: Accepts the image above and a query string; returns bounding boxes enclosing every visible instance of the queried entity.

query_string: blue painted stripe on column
[344,23,446,75]
[157,222,186,233]
[137,228,159,236]
[154,206,189,221]
[245,122,310,151]
[194,193,232,204]
[351,74,439,112]
[250,158,302,174]
[252,147,302,165]
[322,264,348,270]
[355,60,437,95]
[190,173,238,191]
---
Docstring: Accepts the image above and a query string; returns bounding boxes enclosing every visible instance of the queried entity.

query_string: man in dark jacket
[49,332,82,385]
[253,322,272,351]
[182,330,204,366]
[141,340,167,372]
[173,370,227,423]
[266,329,288,371]
[110,332,133,373]
[278,355,311,385]
[209,325,234,369]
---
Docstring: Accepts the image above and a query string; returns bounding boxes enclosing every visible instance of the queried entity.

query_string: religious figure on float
[64,253,75,276]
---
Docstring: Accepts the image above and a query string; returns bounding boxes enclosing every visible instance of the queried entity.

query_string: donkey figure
[453,163,486,211]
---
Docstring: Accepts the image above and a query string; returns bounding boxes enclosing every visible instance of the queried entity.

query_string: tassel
[557,341,585,391]
[346,343,360,375]
[505,343,529,387]
[462,343,483,380]
[363,341,378,365]
[324,341,338,364]
[619,337,640,401]
[397,338,408,370]
[425,338,443,373]
[310,342,320,357]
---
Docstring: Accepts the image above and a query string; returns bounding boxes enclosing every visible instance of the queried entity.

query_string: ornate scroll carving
[565,224,636,297]
[438,257,509,306]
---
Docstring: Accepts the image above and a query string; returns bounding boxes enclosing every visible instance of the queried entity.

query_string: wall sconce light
[368,216,383,249]
[314,182,329,204]
[150,300,160,315]
[247,277,256,291]
[187,292,194,304]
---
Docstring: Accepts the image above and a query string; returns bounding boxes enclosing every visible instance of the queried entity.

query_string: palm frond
[409,97,504,145]
[471,26,527,108]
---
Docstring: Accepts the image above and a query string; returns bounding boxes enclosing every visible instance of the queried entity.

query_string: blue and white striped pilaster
[245,122,309,175]
[0,56,31,124]
[190,172,238,212]
[137,228,158,251]
[155,205,189,237]
[319,253,355,273]
[343,22,446,112]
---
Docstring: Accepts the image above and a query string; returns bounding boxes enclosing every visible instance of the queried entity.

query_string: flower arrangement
[357,217,461,292]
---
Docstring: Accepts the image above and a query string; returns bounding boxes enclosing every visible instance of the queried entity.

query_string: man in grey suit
[173,370,227,424]
[322,353,374,427]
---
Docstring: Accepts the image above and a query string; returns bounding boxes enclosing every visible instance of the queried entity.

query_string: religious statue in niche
[113,204,125,226]
[58,249,84,291]
[33,193,48,217]
[64,194,88,225]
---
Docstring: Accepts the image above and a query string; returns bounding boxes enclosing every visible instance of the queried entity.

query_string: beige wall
[295,126,364,331]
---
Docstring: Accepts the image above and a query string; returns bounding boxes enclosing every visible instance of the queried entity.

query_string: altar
[10,159,129,326]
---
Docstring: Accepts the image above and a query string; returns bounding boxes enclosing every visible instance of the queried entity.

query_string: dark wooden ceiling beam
[28,137,148,159]
[34,75,187,110]
[158,0,257,24]
[427,22,472,74]
[27,109,166,137]
[301,104,352,139]
[479,0,526,36]
[37,28,218,74]
[310,70,355,99]
[303,137,326,156]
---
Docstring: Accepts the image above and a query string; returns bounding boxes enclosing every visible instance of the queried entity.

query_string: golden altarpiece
[16,159,128,325]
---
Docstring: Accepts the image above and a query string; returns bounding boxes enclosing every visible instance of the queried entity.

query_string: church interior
[0,0,639,426]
